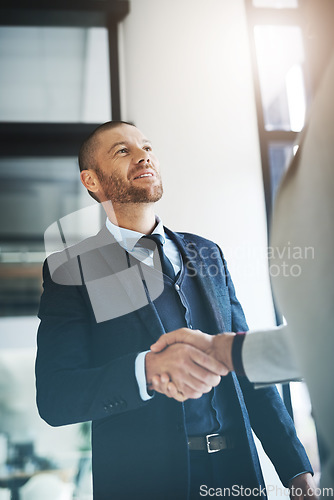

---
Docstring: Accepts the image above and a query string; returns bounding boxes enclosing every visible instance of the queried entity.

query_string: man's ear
[80,169,100,195]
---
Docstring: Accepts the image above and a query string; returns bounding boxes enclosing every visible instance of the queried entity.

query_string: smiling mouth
[133,172,154,180]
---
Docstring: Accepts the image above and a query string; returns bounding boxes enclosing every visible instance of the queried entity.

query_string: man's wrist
[288,471,314,486]
[211,333,235,371]
[145,350,157,386]
[231,332,247,376]
[135,351,153,401]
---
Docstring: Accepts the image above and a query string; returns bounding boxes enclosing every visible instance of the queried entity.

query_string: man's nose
[134,150,150,164]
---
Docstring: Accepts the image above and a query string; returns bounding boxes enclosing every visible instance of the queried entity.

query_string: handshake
[145,328,237,402]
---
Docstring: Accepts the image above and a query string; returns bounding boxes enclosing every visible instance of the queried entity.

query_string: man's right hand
[145,342,228,402]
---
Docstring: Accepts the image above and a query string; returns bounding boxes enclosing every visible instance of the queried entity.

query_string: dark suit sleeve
[36,259,148,428]
[218,247,313,486]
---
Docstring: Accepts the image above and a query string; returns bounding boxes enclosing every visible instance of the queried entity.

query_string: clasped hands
[146,330,319,499]
[145,328,235,402]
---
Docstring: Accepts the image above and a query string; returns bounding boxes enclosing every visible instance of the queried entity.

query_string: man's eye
[117,148,128,154]
[144,146,152,151]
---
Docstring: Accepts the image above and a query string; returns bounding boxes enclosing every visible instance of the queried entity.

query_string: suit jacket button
[175,284,180,291]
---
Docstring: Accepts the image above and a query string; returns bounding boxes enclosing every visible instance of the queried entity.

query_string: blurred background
[0,0,332,498]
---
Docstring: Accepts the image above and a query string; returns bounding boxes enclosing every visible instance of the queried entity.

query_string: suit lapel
[95,228,165,340]
[165,227,230,332]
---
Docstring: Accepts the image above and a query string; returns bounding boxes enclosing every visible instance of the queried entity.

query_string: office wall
[119,0,276,329]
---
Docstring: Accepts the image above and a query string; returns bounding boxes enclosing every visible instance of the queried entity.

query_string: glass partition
[0,27,111,123]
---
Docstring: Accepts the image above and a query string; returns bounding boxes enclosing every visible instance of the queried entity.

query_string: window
[0,1,129,317]
[254,25,306,132]
[0,27,111,123]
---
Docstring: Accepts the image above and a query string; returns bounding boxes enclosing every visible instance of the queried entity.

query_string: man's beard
[95,167,163,204]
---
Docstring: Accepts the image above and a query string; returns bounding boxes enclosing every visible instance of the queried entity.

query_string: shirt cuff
[231,333,247,376]
[135,351,154,401]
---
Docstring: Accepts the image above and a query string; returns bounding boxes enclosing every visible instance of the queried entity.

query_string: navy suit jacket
[36,226,312,499]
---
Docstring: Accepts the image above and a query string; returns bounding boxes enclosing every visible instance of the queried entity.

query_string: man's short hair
[78,120,135,201]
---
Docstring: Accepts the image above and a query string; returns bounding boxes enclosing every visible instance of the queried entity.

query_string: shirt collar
[105,216,166,252]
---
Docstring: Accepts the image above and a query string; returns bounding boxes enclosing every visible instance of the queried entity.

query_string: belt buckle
[206,433,220,454]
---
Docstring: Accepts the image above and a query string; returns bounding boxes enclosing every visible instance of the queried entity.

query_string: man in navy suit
[36,121,316,499]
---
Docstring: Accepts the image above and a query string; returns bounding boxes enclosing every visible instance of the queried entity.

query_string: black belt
[188,433,235,454]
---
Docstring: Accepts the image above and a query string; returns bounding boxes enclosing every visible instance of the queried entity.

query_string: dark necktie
[140,234,176,281]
